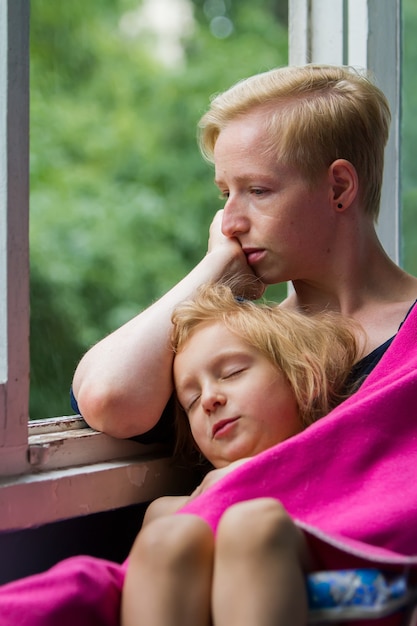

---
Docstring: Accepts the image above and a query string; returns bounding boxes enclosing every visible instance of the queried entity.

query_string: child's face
[173,321,303,468]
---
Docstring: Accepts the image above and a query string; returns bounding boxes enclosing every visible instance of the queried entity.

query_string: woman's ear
[328,159,359,211]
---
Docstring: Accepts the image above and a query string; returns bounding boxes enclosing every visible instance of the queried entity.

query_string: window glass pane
[29,0,288,419]
[402,0,417,275]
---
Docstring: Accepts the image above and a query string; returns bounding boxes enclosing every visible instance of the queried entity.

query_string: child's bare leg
[212,498,311,626]
[121,514,214,626]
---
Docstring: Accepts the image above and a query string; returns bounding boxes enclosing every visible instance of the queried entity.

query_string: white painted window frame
[0,0,30,478]
[0,0,191,533]
[0,0,402,532]
[289,0,401,263]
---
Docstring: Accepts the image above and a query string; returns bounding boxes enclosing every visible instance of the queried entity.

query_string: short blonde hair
[199,65,390,220]
[171,283,362,462]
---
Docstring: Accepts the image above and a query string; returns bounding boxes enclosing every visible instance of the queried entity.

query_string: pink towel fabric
[0,303,416,625]
[0,556,127,626]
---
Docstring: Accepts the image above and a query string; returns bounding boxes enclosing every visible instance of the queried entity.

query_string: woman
[71,64,417,441]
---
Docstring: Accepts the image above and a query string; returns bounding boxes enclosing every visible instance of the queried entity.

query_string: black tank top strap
[346,299,417,391]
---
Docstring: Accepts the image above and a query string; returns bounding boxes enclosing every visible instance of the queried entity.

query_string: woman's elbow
[75,383,161,439]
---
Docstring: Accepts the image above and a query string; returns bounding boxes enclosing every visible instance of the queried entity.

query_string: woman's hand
[207,210,265,300]
[207,210,241,253]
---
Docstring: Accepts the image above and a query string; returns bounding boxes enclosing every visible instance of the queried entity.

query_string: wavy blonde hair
[198,64,390,220]
[171,282,362,462]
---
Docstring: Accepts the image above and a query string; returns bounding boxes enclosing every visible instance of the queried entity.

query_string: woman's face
[173,321,302,468]
[213,109,337,286]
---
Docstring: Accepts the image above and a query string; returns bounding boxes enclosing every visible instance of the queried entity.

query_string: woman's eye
[251,188,265,196]
[219,190,229,200]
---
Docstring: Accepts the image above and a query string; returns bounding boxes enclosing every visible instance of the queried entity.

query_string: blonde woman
[73,65,417,442]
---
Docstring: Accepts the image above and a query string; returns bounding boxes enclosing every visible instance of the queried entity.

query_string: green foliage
[30,0,288,418]
[31,0,417,419]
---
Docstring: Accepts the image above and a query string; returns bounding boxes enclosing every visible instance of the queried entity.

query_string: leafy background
[29,0,288,417]
[29,0,416,418]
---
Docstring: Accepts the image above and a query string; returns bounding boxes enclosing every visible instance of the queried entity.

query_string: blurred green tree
[30,0,417,419]
[29,0,288,418]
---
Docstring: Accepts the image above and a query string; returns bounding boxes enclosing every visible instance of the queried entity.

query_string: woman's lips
[243,248,266,265]
[212,417,239,438]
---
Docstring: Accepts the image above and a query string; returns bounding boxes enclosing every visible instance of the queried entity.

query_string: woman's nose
[221,197,250,238]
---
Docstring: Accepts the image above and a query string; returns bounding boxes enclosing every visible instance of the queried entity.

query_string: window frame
[0,0,30,478]
[289,0,401,263]
[0,0,402,532]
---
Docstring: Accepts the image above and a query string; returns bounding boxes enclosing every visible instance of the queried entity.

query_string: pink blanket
[1,303,417,625]
[0,556,127,626]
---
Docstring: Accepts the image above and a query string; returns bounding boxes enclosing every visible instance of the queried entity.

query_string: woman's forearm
[72,243,252,438]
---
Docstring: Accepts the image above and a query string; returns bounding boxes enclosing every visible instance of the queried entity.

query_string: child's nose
[201,387,226,414]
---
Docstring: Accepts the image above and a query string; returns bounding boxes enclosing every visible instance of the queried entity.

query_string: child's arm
[189,458,252,498]
[143,458,252,527]
[142,495,191,527]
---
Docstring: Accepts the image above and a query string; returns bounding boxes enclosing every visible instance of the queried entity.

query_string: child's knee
[130,514,214,569]
[218,498,291,533]
[217,498,300,555]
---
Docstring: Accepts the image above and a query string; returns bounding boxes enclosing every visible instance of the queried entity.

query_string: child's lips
[212,417,239,438]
